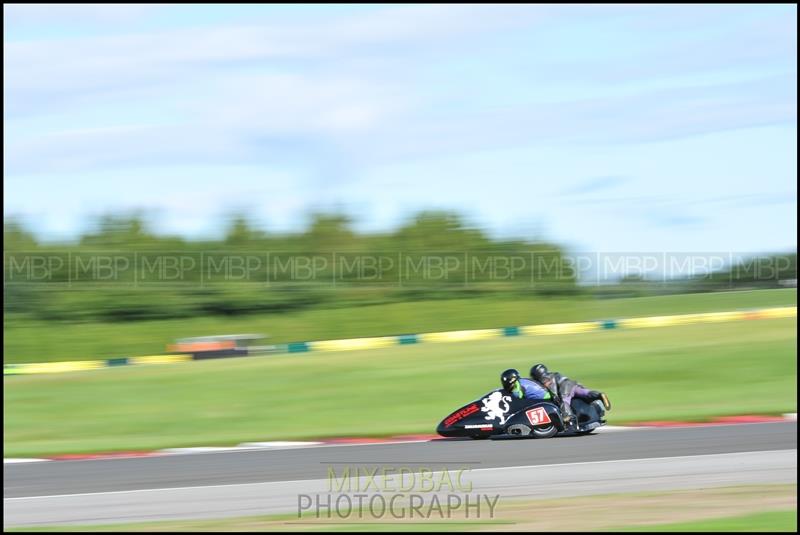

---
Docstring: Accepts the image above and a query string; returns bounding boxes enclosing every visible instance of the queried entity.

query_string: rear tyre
[531,424,557,439]
[470,435,490,440]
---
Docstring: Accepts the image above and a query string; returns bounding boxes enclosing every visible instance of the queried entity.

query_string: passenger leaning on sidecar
[530,363,611,429]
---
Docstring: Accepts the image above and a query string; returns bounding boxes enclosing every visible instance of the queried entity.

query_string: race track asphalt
[4,422,797,527]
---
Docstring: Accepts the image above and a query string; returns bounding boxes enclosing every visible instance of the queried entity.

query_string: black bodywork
[436,388,606,439]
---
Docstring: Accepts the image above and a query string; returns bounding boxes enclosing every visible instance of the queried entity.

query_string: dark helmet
[500,368,521,392]
[530,363,548,381]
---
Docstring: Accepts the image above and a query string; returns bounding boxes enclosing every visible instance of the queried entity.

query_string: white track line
[3,458,49,464]
[159,447,254,454]
[593,425,641,432]
[3,479,315,501]
[237,441,323,447]
[469,448,796,474]
[160,442,325,454]
[4,449,794,502]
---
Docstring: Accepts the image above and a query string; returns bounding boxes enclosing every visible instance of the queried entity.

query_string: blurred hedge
[4,212,794,324]
[3,212,579,323]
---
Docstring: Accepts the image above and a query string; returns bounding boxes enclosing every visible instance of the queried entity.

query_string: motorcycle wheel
[531,424,557,439]
[470,435,490,440]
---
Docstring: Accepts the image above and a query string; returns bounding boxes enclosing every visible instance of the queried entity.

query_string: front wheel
[531,424,557,439]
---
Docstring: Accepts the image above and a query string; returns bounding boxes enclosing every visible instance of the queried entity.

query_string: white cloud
[4,4,157,24]
[4,5,796,251]
[5,71,795,177]
[3,5,547,101]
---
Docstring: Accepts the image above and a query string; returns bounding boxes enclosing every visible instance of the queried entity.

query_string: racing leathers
[536,371,607,428]
[509,378,552,401]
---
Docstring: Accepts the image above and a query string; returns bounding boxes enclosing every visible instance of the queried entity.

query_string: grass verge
[4,316,796,457]
[4,289,796,363]
[615,509,797,532]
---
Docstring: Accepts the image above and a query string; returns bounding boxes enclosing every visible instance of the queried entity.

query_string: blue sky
[4,4,797,253]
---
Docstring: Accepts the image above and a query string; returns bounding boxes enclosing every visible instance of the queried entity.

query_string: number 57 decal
[525,407,552,426]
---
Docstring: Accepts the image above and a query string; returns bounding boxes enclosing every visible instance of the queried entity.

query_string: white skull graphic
[481,391,513,425]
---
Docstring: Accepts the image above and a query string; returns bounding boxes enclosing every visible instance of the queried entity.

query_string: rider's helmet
[530,363,548,382]
[500,368,521,392]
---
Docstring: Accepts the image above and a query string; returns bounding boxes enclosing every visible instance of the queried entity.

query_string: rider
[500,368,551,401]
[530,363,611,429]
